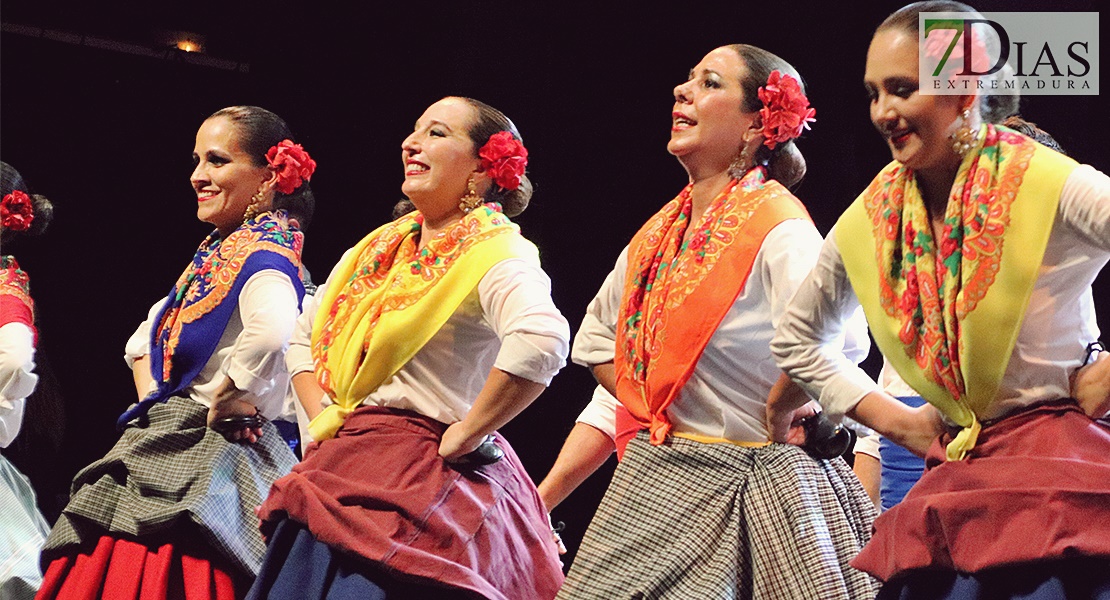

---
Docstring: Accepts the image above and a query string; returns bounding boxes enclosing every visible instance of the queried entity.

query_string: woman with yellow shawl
[772,2,1110,598]
[556,45,877,599]
[247,97,570,600]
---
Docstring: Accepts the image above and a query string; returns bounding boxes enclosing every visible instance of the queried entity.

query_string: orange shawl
[615,168,811,445]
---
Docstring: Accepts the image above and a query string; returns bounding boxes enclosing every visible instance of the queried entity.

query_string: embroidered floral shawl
[118,211,304,426]
[308,203,537,441]
[0,255,35,343]
[615,167,812,445]
[835,125,1078,459]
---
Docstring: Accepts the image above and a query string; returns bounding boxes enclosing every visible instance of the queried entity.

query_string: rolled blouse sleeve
[772,232,881,416]
[575,384,619,441]
[286,249,351,378]
[1058,164,1110,252]
[481,258,570,386]
[285,286,322,378]
[0,322,37,447]
[124,298,166,370]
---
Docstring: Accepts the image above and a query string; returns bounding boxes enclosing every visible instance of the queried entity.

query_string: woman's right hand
[898,403,945,457]
[439,421,484,462]
[1073,350,1110,419]
[850,392,943,458]
[208,377,264,443]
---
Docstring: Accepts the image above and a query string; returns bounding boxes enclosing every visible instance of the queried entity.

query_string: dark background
[2,0,1105,568]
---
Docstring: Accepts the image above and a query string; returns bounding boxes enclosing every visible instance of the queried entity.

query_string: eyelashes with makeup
[863,83,918,102]
[193,153,229,167]
[681,73,722,90]
[893,84,916,98]
[411,125,447,139]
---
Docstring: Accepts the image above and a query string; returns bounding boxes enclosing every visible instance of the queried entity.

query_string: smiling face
[668,47,757,177]
[864,28,969,177]
[400,98,486,221]
[190,116,273,235]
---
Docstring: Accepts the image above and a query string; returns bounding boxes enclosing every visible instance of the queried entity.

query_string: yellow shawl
[309,203,538,440]
[836,125,1077,459]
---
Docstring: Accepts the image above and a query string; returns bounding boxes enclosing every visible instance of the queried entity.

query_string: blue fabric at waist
[879,396,927,511]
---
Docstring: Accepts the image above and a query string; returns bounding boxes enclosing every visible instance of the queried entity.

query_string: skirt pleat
[255,406,563,600]
[558,432,878,600]
[38,535,240,600]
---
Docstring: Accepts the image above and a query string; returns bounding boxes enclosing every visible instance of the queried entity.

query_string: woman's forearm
[765,372,812,442]
[132,355,155,400]
[848,391,942,457]
[439,368,546,460]
[590,362,618,398]
[536,422,615,510]
[292,371,326,420]
[853,452,882,507]
[461,369,545,438]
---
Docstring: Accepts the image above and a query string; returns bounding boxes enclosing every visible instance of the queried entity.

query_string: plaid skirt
[41,396,297,579]
[559,432,878,600]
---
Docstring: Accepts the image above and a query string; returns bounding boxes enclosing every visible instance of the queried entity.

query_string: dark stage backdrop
[2,0,1105,568]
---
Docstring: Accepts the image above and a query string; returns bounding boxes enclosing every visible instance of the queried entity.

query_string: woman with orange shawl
[773,2,1110,597]
[558,45,877,599]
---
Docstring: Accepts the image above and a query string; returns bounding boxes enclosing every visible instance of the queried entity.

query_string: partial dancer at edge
[773,2,1110,598]
[1,162,55,599]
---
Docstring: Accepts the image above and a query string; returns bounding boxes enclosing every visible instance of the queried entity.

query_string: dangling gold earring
[243,190,265,223]
[728,139,755,180]
[950,107,979,157]
[458,175,483,213]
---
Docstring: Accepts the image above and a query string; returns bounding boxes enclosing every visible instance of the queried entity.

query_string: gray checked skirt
[559,432,879,600]
[40,396,297,579]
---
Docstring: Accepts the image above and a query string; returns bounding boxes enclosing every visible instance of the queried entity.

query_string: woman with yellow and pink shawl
[773,2,1110,598]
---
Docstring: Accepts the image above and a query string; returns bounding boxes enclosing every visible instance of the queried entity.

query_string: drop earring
[950,107,979,157]
[243,190,265,222]
[458,176,483,213]
[728,139,756,180]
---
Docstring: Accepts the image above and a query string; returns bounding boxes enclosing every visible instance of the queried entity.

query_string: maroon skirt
[257,407,563,600]
[853,400,1110,581]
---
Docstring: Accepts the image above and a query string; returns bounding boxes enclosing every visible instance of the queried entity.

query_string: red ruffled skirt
[256,406,563,600]
[853,400,1110,581]
[37,536,240,600]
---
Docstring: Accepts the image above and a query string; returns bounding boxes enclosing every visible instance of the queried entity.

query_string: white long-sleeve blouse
[773,165,1110,421]
[125,270,301,419]
[573,219,870,444]
[285,253,570,426]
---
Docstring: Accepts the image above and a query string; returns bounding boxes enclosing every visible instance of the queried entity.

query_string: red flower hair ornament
[478,131,529,191]
[757,70,816,150]
[266,140,317,195]
[1,190,34,231]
